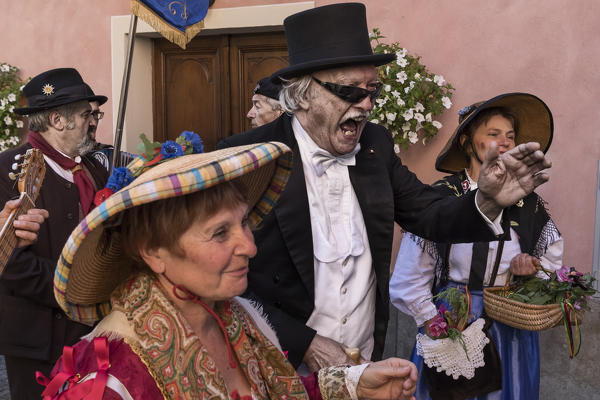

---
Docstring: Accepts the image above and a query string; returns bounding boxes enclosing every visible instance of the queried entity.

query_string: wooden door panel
[154,36,229,151]
[153,31,287,150]
[230,33,288,135]
[165,54,219,148]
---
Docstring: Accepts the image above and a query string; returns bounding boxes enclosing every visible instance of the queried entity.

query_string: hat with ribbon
[272,3,395,80]
[253,76,282,101]
[14,68,107,115]
[435,92,554,174]
[54,131,292,325]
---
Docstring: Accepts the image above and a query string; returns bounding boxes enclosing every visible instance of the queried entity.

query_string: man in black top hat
[0,68,109,398]
[247,76,283,128]
[219,3,551,373]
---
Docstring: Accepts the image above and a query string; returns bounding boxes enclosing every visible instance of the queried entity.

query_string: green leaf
[137,133,161,159]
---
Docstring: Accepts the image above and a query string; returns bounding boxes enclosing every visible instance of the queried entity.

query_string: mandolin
[0,148,46,274]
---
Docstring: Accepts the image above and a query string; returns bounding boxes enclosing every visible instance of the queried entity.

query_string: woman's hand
[356,358,418,400]
[423,317,436,337]
[509,253,540,276]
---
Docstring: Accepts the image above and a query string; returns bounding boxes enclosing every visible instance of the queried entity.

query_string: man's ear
[459,134,467,147]
[48,110,64,130]
[297,83,314,111]
[140,246,167,274]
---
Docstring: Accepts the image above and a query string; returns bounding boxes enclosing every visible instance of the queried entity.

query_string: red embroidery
[461,179,470,192]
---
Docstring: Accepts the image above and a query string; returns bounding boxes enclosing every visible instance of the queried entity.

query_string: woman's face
[154,201,257,302]
[463,114,516,166]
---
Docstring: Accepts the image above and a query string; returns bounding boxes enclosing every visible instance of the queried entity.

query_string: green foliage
[434,287,469,324]
[508,266,596,311]
[369,28,455,152]
[137,133,161,158]
[0,63,27,151]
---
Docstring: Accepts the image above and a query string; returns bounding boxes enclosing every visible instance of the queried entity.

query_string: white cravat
[293,116,376,360]
[311,146,360,177]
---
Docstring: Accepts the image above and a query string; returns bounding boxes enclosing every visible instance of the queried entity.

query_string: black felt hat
[254,76,282,101]
[435,93,554,174]
[272,3,395,80]
[14,68,108,115]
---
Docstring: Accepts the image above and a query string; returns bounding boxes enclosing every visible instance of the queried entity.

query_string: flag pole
[111,14,138,173]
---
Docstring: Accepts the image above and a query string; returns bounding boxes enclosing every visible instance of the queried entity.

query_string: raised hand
[477,141,551,219]
[356,358,418,400]
[303,334,357,372]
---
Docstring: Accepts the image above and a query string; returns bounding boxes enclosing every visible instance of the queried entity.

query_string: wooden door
[153,32,288,151]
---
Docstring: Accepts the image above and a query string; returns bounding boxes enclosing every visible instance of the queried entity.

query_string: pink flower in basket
[556,266,583,283]
[555,266,570,282]
[429,314,448,338]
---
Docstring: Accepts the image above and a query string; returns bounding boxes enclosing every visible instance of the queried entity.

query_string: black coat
[218,114,506,367]
[0,143,109,362]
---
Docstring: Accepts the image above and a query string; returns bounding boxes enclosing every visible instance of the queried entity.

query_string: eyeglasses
[91,111,104,121]
[312,77,383,103]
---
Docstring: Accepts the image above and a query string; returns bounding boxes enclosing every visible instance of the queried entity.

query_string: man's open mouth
[340,115,366,137]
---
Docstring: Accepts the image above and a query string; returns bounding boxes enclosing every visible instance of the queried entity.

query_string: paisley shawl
[110,273,309,399]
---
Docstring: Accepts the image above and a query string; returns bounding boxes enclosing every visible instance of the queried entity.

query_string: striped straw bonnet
[54,141,292,325]
[435,92,553,174]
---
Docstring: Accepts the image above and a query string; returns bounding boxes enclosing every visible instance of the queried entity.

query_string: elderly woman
[40,135,417,399]
[389,93,563,400]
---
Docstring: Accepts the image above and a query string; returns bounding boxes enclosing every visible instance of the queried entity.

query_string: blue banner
[132,0,210,49]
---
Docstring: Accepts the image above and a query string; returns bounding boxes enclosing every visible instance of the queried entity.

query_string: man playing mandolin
[0,68,109,399]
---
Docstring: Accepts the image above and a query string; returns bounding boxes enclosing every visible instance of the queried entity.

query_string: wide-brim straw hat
[54,142,292,325]
[271,3,395,81]
[435,93,553,174]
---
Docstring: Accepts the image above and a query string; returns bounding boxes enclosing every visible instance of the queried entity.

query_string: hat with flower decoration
[54,131,292,325]
[435,92,554,174]
[272,3,395,80]
[14,68,107,115]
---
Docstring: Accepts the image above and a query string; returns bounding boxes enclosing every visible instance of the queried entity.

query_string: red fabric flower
[94,188,114,206]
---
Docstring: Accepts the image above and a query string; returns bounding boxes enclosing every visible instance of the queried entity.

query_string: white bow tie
[310,145,361,177]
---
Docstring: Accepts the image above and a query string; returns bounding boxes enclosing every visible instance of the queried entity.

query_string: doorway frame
[110,2,314,152]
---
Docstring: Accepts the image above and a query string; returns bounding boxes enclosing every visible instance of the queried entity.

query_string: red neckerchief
[28,131,95,214]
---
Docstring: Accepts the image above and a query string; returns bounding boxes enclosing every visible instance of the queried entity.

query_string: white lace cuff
[345,363,370,400]
[416,317,489,379]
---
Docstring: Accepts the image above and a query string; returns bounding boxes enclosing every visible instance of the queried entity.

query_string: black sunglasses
[312,77,383,103]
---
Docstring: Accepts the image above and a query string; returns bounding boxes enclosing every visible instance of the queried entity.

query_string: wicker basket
[483,273,582,331]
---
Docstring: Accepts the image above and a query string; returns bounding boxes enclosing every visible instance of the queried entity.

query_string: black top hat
[14,68,108,115]
[272,3,395,80]
[435,93,554,174]
[253,76,282,101]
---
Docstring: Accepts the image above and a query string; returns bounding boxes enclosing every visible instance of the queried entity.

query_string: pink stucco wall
[1,0,598,271]
[0,0,130,143]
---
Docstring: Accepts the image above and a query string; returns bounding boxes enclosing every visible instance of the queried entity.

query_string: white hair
[278,75,313,114]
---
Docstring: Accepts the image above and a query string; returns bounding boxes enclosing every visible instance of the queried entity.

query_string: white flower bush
[0,63,27,152]
[370,29,455,151]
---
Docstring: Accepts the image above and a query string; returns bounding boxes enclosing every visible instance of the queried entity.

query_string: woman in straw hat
[39,132,417,399]
[389,93,563,400]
